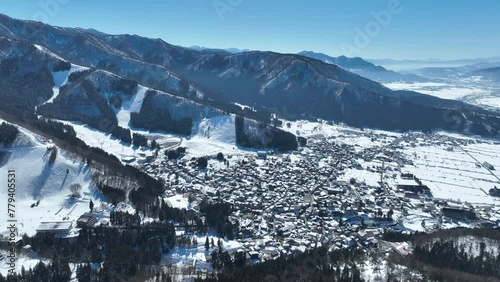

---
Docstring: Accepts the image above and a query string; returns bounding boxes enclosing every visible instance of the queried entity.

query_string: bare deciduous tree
[69,183,82,198]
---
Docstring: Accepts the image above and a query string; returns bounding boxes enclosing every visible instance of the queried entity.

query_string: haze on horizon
[1,0,499,61]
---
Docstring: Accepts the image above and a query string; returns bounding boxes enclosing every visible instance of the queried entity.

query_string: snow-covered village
[2,115,500,280]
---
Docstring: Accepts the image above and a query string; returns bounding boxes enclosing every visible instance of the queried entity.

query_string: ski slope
[0,119,106,237]
[43,64,90,105]
[116,85,148,127]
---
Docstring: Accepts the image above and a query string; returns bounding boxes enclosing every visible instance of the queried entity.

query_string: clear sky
[1,0,499,60]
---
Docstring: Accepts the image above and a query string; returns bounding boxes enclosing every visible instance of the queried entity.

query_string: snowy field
[283,119,500,207]
[58,120,154,162]
[384,79,500,110]
[400,144,498,204]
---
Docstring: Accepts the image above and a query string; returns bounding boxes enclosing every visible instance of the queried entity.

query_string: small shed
[77,214,98,228]
[257,151,267,159]
[36,221,73,234]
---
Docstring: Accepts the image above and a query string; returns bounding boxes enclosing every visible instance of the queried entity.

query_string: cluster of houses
[129,130,499,263]
[23,129,499,265]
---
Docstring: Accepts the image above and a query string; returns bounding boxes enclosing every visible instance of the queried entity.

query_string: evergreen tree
[33,261,50,282]
[205,236,210,251]
[387,208,394,219]
[216,152,224,161]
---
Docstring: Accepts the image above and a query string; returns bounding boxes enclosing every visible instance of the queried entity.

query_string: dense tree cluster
[166,147,186,160]
[96,182,126,205]
[38,79,119,135]
[130,91,193,135]
[216,152,224,161]
[1,260,71,282]
[52,60,71,72]
[126,165,166,208]
[111,126,132,144]
[68,69,94,83]
[0,122,18,146]
[110,77,137,96]
[110,211,141,227]
[380,228,500,281]
[382,229,417,242]
[132,132,148,147]
[414,239,500,279]
[196,247,364,282]
[22,219,176,281]
[199,200,237,239]
[0,57,54,117]
[235,116,297,151]
[196,157,208,168]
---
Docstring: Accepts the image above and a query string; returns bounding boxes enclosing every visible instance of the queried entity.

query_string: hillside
[0,34,296,151]
[0,13,500,138]
[0,119,104,237]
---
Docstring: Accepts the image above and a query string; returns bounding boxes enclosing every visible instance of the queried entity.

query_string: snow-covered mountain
[369,57,500,72]
[187,46,251,54]
[0,31,296,150]
[465,66,500,82]
[412,62,500,80]
[298,51,430,83]
[0,13,500,137]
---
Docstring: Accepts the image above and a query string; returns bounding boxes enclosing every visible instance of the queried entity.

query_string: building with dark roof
[77,214,98,228]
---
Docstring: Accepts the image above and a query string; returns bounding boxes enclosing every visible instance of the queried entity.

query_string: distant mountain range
[298,51,431,83]
[187,46,251,54]
[465,67,500,82]
[411,62,500,80]
[368,57,500,72]
[0,13,499,138]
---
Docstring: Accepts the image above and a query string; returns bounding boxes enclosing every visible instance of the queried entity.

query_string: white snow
[33,44,66,61]
[0,121,106,237]
[116,85,148,127]
[386,82,491,100]
[233,102,255,111]
[401,144,499,204]
[165,194,190,210]
[184,114,252,157]
[384,80,500,110]
[43,64,90,105]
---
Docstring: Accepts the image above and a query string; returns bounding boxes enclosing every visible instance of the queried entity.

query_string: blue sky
[1,0,499,60]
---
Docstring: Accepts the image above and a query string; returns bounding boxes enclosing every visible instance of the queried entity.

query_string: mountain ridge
[298,50,431,83]
[0,13,499,138]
